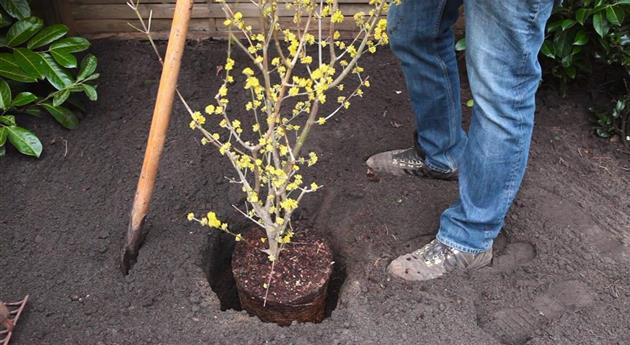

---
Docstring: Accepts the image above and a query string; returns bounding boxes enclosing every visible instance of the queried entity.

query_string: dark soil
[1,39,629,345]
[232,227,333,325]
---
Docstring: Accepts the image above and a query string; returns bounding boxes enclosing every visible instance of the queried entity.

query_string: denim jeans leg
[437,0,555,253]
[387,0,466,173]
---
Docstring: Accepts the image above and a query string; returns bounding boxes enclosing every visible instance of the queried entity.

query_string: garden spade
[121,0,193,274]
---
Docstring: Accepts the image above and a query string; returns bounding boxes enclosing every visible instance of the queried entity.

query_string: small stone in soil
[366,168,380,182]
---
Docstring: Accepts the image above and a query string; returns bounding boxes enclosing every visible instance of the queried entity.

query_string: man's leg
[388,0,555,281]
[366,0,465,179]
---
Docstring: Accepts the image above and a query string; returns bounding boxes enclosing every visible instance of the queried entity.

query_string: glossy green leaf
[605,6,624,26]
[0,114,15,126]
[0,78,10,110]
[0,11,13,28]
[553,31,572,58]
[592,13,609,38]
[50,37,90,53]
[6,17,43,47]
[13,48,45,79]
[82,72,99,82]
[50,49,77,68]
[0,126,6,146]
[0,0,30,20]
[52,89,70,107]
[561,19,576,31]
[38,53,72,90]
[41,103,79,129]
[27,24,68,49]
[0,53,37,82]
[81,84,97,101]
[23,106,42,116]
[573,30,589,45]
[6,125,41,157]
[547,20,563,33]
[77,54,97,80]
[541,41,555,58]
[575,9,588,25]
[11,91,37,107]
[455,38,466,51]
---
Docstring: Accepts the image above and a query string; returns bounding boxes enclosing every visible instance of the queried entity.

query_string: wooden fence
[48,0,382,39]
[47,0,464,40]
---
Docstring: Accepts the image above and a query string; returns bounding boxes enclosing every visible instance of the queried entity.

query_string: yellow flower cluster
[187,212,243,240]
[278,230,294,244]
[280,198,298,212]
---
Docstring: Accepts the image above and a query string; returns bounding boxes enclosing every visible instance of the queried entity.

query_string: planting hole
[201,230,346,320]
[202,232,241,311]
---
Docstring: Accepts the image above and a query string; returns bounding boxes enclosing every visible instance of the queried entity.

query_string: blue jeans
[388,0,555,253]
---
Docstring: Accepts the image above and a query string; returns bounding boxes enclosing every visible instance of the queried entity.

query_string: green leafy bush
[542,0,629,144]
[0,0,99,158]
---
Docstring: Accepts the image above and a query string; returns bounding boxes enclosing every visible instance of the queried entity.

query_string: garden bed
[1,39,629,345]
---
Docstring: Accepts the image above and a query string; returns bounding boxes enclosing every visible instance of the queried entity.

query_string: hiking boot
[387,239,492,281]
[366,147,457,180]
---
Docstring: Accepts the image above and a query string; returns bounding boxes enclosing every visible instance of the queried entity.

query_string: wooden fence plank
[75,17,364,33]
[59,0,465,39]
[71,3,374,19]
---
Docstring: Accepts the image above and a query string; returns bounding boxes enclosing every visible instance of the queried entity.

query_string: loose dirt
[1,40,629,345]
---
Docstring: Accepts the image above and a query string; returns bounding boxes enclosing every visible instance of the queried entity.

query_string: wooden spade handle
[121,0,194,274]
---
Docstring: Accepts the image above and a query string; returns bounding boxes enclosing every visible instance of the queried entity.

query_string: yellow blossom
[187,212,195,221]
[219,142,231,155]
[242,67,255,76]
[308,151,319,166]
[218,85,228,97]
[280,198,298,212]
[207,211,222,228]
[192,111,205,125]
[225,58,235,71]
[331,9,344,23]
